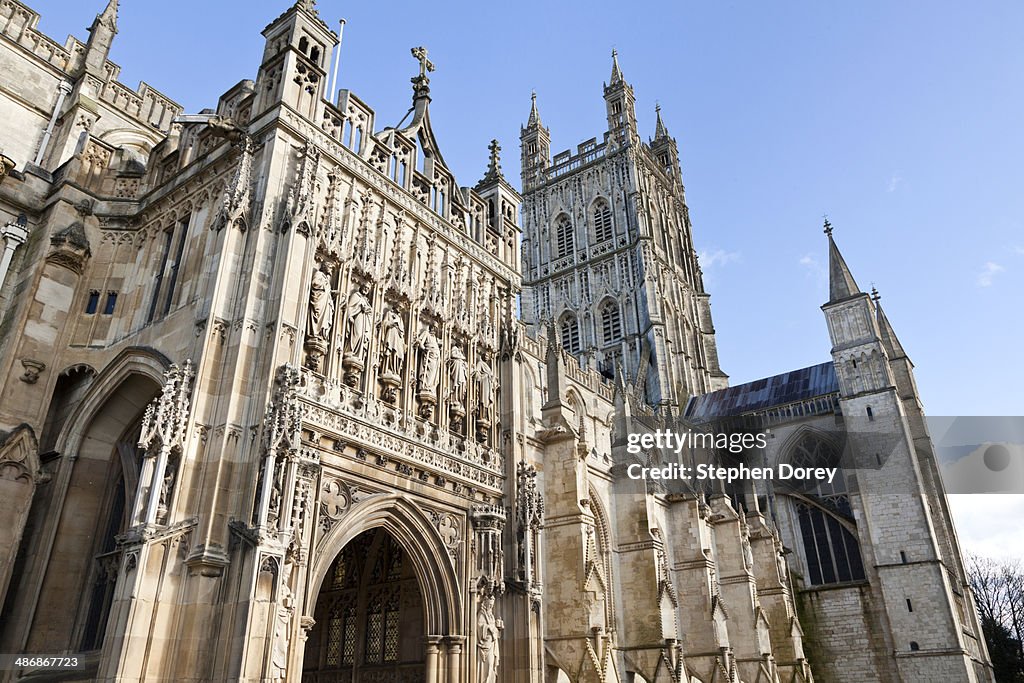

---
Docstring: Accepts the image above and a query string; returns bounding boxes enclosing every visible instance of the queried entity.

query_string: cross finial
[823,215,833,237]
[488,139,502,176]
[411,46,435,79]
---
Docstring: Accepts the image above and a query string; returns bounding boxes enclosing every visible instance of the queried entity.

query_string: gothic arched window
[560,314,581,354]
[555,215,574,258]
[600,300,622,345]
[788,433,865,585]
[593,199,613,243]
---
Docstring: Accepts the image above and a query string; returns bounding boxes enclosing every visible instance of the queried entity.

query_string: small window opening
[900,551,908,564]
[103,292,118,315]
[85,290,100,314]
[906,598,913,612]
[866,406,874,421]
[910,641,920,651]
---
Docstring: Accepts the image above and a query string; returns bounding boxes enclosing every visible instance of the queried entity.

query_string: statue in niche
[307,265,335,341]
[448,345,468,403]
[414,325,441,394]
[344,284,372,359]
[474,352,496,420]
[270,583,293,680]
[156,462,176,524]
[476,594,501,683]
[379,308,406,379]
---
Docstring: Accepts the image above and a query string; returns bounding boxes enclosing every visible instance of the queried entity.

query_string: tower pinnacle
[654,102,669,139]
[825,220,861,303]
[83,0,119,76]
[610,48,624,84]
[527,90,541,128]
[874,291,909,360]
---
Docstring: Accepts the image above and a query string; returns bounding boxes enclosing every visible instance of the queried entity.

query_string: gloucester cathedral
[0,1,995,681]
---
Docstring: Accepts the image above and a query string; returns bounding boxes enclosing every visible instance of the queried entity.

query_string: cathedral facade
[0,1,993,682]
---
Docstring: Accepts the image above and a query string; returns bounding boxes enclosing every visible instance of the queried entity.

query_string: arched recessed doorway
[304,527,425,682]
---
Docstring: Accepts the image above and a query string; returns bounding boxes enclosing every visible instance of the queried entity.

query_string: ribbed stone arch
[54,346,171,459]
[309,493,463,638]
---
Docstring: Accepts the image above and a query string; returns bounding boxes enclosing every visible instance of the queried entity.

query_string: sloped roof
[685,362,838,420]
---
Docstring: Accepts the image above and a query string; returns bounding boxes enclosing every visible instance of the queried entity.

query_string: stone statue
[476,594,500,683]
[344,285,372,358]
[475,355,496,416]
[307,266,334,341]
[448,345,468,402]
[380,308,406,378]
[414,326,440,392]
[271,584,293,680]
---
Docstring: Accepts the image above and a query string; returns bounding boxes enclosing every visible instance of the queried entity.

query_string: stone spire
[872,289,909,361]
[527,90,542,128]
[824,219,861,303]
[83,0,118,76]
[95,0,118,29]
[610,48,624,85]
[654,102,669,139]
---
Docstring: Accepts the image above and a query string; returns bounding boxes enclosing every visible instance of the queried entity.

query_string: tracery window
[600,300,622,344]
[796,502,865,585]
[789,433,865,585]
[593,199,613,243]
[555,214,574,258]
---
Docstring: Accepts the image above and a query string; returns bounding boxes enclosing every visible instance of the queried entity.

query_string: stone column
[447,635,464,683]
[0,217,28,289]
[425,635,442,683]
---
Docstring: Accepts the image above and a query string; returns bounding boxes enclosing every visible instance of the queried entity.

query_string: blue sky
[30,0,1023,554]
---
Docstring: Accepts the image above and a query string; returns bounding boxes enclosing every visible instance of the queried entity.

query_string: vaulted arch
[309,493,462,638]
[1,348,169,654]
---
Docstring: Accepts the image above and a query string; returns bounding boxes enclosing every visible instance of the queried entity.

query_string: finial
[823,216,833,237]
[487,139,502,178]
[870,285,880,301]
[411,46,435,80]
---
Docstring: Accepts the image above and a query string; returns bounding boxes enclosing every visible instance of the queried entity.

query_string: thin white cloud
[1014,245,1024,256]
[698,248,741,269]
[886,175,903,193]
[976,261,1004,287]
[800,254,825,280]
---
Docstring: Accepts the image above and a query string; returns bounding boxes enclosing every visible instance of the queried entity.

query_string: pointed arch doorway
[303,527,426,682]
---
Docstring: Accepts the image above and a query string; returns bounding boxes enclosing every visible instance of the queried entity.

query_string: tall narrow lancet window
[600,299,622,344]
[555,214,575,258]
[593,199,613,243]
[560,314,581,354]
[162,215,190,315]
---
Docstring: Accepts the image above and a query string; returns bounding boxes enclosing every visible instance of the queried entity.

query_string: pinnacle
[527,90,542,128]
[610,48,624,84]
[654,102,669,139]
[874,291,909,360]
[824,221,862,303]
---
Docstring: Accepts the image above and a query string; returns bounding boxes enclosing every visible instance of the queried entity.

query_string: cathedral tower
[520,52,727,410]
[821,223,992,681]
